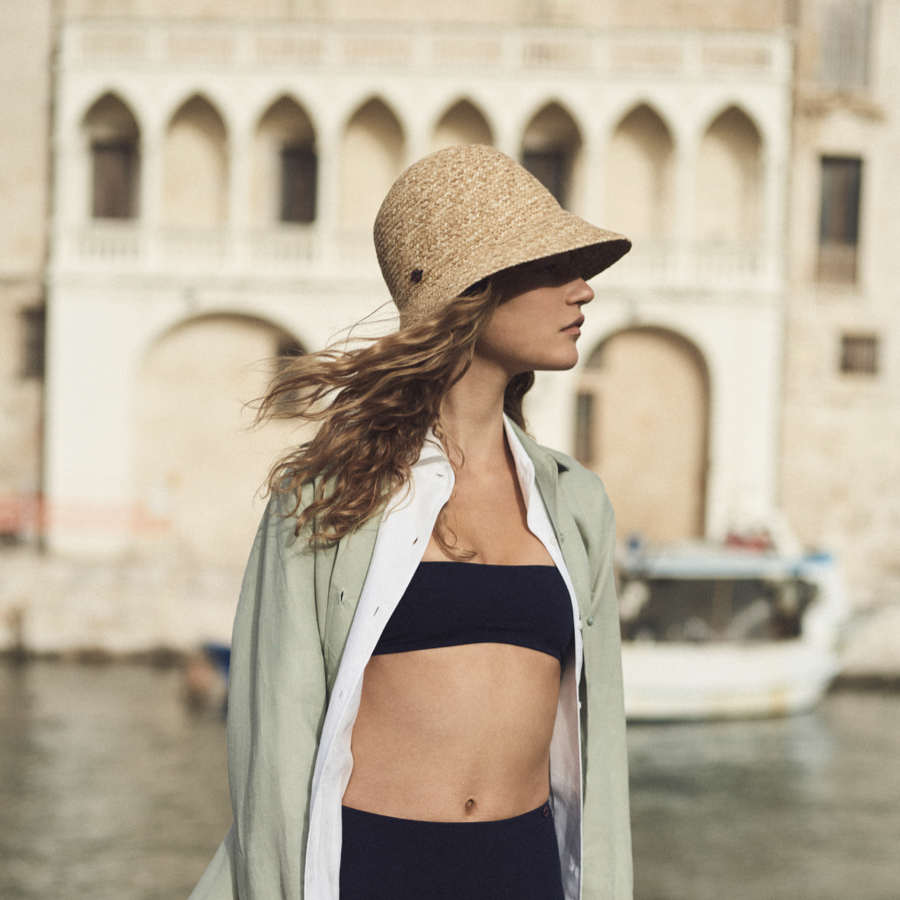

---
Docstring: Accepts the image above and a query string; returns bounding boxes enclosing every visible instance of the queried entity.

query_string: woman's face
[475,252,594,377]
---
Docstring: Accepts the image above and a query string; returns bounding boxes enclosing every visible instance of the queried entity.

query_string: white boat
[617,543,850,720]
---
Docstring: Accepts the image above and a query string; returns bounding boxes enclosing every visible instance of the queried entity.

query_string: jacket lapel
[509,421,560,531]
[511,422,592,619]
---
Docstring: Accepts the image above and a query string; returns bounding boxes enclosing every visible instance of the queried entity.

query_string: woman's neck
[439,357,509,468]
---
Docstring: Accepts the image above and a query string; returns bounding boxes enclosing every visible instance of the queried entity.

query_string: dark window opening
[273,337,305,410]
[523,149,568,208]
[840,333,878,374]
[574,391,595,465]
[92,142,139,219]
[618,576,815,643]
[277,336,304,367]
[818,156,862,283]
[280,146,317,223]
[20,307,46,380]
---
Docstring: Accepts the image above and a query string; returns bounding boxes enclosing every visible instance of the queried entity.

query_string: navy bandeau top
[371,561,574,661]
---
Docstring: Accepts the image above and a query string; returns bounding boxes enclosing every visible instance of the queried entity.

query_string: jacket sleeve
[190,489,330,900]
[567,470,634,900]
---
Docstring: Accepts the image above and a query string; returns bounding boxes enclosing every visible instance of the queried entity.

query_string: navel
[464,798,476,816]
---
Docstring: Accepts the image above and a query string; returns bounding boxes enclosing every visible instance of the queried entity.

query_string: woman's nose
[570,276,594,306]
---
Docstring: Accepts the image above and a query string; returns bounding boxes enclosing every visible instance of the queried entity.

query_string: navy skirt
[339,803,565,900]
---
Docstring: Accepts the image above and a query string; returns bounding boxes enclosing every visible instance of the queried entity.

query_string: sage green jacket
[190,423,632,900]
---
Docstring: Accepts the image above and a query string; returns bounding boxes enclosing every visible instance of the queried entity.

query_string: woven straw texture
[374,145,630,327]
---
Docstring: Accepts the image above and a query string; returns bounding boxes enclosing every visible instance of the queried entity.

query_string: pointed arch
[162,95,229,226]
[576,327,710,542]
[431,99,494,152]
[606,103,674,240]
[340,97,405,232]
[520,102,583,211]
[83,92,141,220]
[253,95,318,225]
[695,105,763,243]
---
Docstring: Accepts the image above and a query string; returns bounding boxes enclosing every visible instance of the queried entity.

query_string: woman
[190,144,633,900]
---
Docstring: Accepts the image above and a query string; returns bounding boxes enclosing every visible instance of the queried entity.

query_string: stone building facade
[45,0,793,573]
[5,0,899,657]
[783,0,900,610]
[0,2,54,547]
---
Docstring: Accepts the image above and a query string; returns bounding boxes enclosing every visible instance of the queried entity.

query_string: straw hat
[374,144,630,327]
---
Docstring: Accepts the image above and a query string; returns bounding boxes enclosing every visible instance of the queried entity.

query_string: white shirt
[304,417,585,899]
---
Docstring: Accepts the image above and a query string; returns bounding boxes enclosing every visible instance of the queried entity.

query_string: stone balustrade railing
[56,222,774,293]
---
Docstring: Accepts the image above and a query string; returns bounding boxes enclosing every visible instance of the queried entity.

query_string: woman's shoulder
[512,425,609,496]
[257,475,328,551]
[543,446,613,512]
[513,429,616,541]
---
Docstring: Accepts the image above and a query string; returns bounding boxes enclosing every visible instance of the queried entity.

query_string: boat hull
[621,639,840,720]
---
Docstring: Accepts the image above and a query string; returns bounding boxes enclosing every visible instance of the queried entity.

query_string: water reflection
[1,662,898,900]
[629,694,900,900]
[0,662,230,900]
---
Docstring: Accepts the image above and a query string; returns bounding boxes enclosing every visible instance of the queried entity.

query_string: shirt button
[577,619,583,630]
[586,615,594,626]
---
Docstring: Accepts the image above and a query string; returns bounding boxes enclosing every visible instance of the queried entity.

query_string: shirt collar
[503,414,537,510]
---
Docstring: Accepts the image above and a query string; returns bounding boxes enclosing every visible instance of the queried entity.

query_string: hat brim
[402,210,631,326]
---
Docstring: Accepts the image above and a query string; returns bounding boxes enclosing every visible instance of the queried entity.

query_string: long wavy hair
[256,276,535,553]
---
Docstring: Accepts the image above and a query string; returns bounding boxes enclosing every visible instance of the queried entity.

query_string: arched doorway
[576,327,709,543]
[134,314,309,565]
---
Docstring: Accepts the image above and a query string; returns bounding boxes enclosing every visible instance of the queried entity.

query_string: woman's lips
[561,316,585,334]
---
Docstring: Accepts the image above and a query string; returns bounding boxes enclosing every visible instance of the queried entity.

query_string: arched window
[83,93,140,220]
[340,98,404,232]
[695,106,762,243]
[607,104,674,240]
[254,97,317,225]
[162,95,229,226]
[521,103,582,210]
[431,99,493,152]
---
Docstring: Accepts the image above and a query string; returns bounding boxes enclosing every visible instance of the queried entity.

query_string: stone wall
[61,0,791,29]
[8,0,895,676]
[0,0,53,543]
[782,0,900,610]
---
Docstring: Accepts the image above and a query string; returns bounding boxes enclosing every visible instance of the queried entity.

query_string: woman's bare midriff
[342,642,561,822]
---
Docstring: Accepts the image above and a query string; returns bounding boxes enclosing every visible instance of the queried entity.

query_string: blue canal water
[1,661,898,900]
